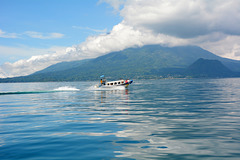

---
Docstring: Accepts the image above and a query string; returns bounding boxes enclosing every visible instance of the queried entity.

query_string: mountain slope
[186,58,236,77]
[1,45,240,82]
[38,45,240,73]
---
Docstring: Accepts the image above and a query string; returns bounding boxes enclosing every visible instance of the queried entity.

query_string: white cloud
[76,22,188,55]
[72,26,108,33]
[0,28,64,39]
[0,45,65,58]
[0,46,71,77]
[24,31,64,39]
[0,29,19,38]
[198,34,240,60]
[120,0,240,38]
[0,48,76,78]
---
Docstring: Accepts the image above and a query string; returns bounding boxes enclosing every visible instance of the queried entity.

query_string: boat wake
[53,86,80,91]
[0,86,80,95]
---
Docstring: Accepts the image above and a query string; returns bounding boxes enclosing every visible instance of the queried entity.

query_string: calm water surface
[0,79,240,160]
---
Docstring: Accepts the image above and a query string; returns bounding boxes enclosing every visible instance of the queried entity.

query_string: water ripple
[0,79,240,159]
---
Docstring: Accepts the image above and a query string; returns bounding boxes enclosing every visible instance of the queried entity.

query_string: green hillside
[186,58,237,78]
[1,45,240,82]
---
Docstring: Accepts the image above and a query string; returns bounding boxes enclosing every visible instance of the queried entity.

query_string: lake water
[0,79,240,160]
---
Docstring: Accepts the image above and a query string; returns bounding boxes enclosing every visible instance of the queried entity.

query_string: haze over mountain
[1,45,240,82]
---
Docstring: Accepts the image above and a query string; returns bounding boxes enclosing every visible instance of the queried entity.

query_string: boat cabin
[105,80,125,86]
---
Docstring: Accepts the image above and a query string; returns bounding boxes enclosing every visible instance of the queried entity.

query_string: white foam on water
[53,86,80,91]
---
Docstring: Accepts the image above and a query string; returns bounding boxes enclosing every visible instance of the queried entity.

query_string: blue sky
[1,0,240,78]
[0,0,121,63]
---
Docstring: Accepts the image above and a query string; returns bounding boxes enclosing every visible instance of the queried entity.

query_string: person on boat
[102,78,106,85]
[100,79,103,85]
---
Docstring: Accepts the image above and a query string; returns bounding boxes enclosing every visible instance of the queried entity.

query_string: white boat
[95,76,133,89]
